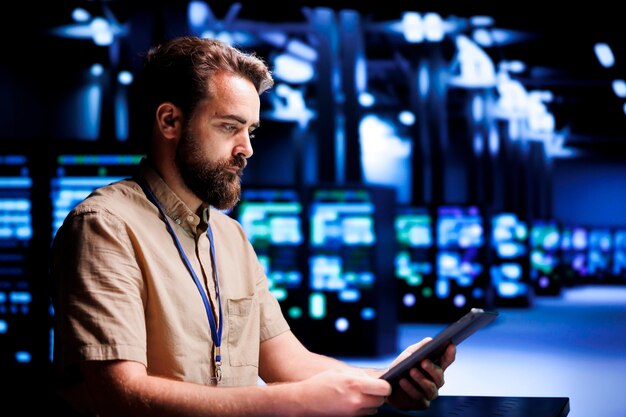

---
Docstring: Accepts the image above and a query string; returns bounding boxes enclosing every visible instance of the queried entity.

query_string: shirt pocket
[227,296,260,367]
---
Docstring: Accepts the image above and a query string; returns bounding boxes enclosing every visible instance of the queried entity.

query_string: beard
[175,130,247,210]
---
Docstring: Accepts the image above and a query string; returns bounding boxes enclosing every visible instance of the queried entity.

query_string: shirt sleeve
[51,205,147,368]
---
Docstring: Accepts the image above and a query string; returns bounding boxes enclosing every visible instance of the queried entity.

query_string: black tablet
[380,308,499,387]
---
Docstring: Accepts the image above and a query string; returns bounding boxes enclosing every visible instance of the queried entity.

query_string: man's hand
[384,339,457,410]
[292,368,391,416]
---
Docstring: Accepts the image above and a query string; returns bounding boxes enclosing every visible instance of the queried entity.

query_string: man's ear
[156,103,182,139]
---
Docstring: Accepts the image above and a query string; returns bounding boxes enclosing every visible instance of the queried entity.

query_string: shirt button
[175,218,181,225]
[188,215,194,222]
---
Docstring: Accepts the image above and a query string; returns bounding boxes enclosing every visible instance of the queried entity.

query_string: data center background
[1,0,626,414]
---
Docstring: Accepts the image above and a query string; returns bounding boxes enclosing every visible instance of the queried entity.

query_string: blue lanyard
[138,180,223,382]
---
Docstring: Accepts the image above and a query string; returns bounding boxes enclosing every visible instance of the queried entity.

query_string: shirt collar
[137,158,209,236]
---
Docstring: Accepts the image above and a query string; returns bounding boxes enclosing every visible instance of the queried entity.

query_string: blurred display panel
[490,212,532,306]
[559,225,589,286]
[530,219,563,295]
[435,205,492,320]
[393,206,437,322]
[587,228,613,282]
[0,155,34,372]
[612,229,626,282]
[307,187,396,356]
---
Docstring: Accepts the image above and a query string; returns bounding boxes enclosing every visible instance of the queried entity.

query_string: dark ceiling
[3,1,625,159]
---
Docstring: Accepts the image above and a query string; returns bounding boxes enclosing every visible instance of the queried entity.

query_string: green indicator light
[288,306,302,319]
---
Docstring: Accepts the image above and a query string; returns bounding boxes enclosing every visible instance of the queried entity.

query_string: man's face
[175,72,261,210]
[176,128,246,210]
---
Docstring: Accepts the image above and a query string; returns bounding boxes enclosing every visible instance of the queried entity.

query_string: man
[50,35,455,416]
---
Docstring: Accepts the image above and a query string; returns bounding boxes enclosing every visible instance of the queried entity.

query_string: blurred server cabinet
[490,212,532,307]
[393,206,437,322]
[612,229,626,283]
[530,219,563,295]
[434,205,494,321]
[0,155,36,374]
[559,225,589,287]
[587,228,613,283]
[305,186,397,356]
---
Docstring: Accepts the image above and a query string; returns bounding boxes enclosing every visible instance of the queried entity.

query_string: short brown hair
[141,36,274,120]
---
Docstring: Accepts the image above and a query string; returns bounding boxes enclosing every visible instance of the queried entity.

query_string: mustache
[230,155,247,175]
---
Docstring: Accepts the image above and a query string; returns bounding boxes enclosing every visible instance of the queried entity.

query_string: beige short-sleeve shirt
[51,160,290,400]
